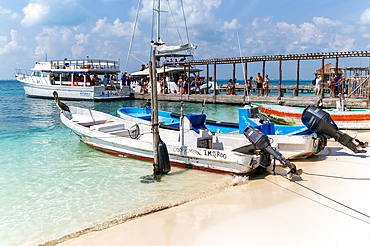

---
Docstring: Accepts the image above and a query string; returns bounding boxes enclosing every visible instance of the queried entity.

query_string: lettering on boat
[80,92,91,96]
[204,150,227,159]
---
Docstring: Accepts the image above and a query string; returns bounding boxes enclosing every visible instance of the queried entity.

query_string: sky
[1,0,370,80]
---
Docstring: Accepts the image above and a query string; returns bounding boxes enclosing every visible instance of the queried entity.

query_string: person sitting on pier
[231,78,236,95]
[256,73,263,96]
[263,75,270,97]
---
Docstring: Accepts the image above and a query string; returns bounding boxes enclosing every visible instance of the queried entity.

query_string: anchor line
[303,171,370,180]
[264,172,370,224]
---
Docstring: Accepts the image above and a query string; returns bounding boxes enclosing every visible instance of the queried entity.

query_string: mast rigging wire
[125,0,142,73]
[166,0,183,44]
[180,0,190,43]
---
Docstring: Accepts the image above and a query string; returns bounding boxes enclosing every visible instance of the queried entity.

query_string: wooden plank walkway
[133,93,370,109]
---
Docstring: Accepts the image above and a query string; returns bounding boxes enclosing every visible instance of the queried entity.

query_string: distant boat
[15,58,130,100]
[257,103,370,130]
[58,105,277,176]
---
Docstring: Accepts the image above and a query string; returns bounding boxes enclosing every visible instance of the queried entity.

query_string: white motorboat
[58,104,277,176]
[16,58,130,100]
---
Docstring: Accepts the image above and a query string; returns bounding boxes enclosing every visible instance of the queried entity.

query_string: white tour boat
[16,58,131,100]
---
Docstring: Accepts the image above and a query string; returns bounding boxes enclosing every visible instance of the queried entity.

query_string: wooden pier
[153,50,370,108]
[133,93,370,109]
[162,50,370,100]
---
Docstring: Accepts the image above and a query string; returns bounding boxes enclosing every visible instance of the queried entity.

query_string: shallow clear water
[0,81,248,246]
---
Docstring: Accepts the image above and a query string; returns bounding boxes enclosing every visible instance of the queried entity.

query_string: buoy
[157,138,170,174]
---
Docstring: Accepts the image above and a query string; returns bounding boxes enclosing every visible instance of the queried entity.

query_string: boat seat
[90,121,125,132]
[72,114,107,127]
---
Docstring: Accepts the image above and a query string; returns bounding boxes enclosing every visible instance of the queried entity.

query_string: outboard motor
[301,105,367,153]
[243,126,303,179]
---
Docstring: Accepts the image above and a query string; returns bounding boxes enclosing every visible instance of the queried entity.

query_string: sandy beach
[57,131,370,246]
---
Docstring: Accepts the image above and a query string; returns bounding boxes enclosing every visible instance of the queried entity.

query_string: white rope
[125,0,142,73]
[236,31,250,103]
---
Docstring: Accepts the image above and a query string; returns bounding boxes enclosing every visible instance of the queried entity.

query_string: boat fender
[157,138,171,174]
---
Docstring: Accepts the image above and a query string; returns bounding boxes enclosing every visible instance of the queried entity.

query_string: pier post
[149,51,159,175]
[321,57,325,99]
[335,57,339,77]
[278,57,282,98]
[214,61,217,102]
[295,59,300,96]
[262,60,265,83]
[244,61,248,97]
[206,64,209,94]
[188,62,190,95]
[233,63,236,81]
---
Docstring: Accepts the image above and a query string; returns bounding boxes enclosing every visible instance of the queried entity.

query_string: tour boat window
[33,71,41,77]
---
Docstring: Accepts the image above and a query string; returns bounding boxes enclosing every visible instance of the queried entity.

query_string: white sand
[59,131,370,246]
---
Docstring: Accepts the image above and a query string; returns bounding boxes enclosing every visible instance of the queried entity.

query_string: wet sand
[58,131,370,246]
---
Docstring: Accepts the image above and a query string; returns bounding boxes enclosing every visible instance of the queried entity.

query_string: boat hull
[19,80,130,100]
[60,107,266,176]
[258,104,370,130]
[117,107,325,159]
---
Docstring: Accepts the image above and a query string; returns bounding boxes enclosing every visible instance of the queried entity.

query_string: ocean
[0,80,247,246]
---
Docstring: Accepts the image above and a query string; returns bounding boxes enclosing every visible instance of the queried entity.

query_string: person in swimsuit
[255,73,263,96]
[263,74,270,97]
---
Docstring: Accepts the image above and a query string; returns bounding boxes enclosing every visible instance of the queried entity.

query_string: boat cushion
[185,114,207,133]
[90,121,125,132]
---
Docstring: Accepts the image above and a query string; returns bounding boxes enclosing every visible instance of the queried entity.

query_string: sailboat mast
[156,0,160,43]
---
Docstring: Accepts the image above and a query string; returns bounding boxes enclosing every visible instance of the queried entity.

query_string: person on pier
[194,75,202,94]
[255,73,263,96]
[263,75,270,97]
[314,75,322,97]
[247,77,253,95]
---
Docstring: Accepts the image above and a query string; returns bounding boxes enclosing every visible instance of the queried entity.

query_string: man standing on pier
[256,73,263,96]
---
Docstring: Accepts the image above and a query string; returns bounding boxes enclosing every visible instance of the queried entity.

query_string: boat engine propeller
[243,126,303,179]
[301,105,368,154]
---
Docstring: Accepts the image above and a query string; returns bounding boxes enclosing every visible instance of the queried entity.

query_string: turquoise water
[0,81,246,246]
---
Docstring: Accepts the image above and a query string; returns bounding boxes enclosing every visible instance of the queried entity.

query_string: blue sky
[1,0,370,80]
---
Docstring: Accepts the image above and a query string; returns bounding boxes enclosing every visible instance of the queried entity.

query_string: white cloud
[360,7,370,25]
[313,17,341,27]
[34,27,73,56]
[21,3,49,27]
[222,18,240,30]
[21,0,86,27]
[0,5,19,19]
[75,33,90,45]
[0,30,19,55]
[0,36,7,43]
[92,17,134,37]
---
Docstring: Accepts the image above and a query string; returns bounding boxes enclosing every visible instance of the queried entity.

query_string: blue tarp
[185,114,207,133]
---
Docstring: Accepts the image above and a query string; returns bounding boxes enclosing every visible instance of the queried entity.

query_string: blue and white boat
[117,105,327,159]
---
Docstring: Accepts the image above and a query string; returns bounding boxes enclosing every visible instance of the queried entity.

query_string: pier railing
[50,59,120,71]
